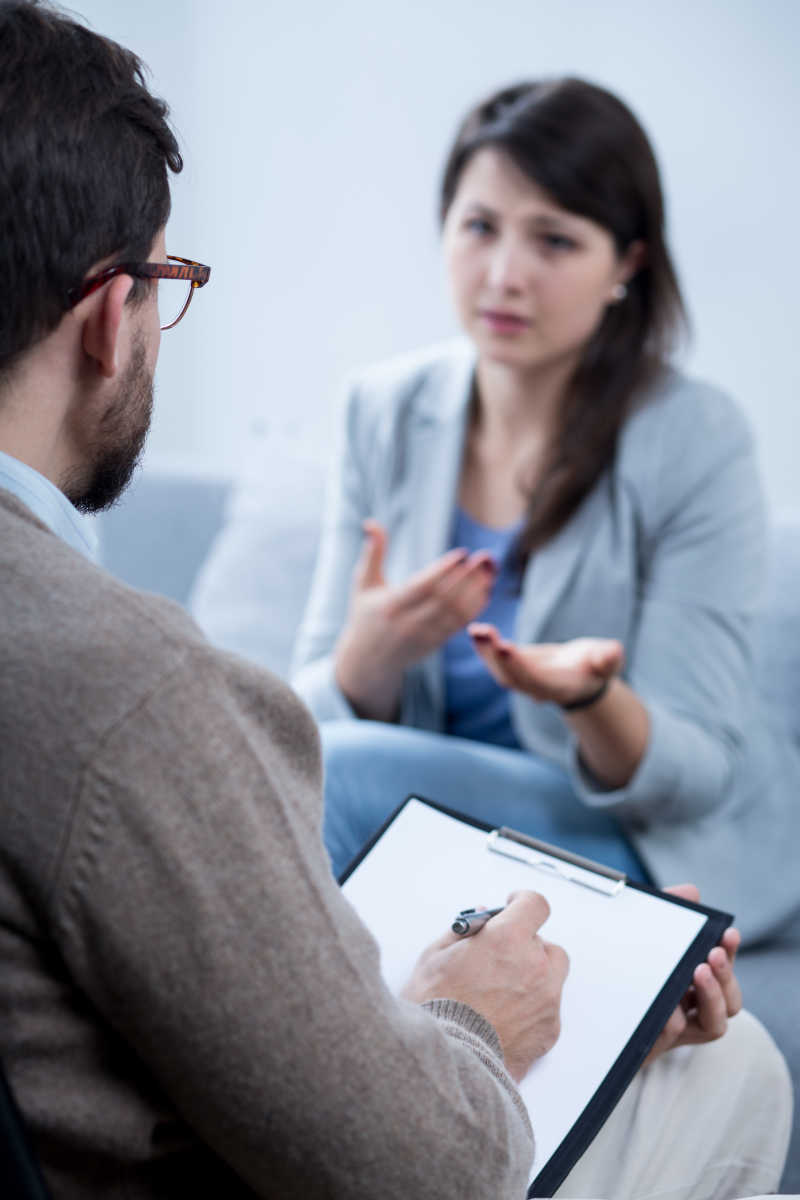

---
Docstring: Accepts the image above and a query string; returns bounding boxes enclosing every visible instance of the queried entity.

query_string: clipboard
[340,794,732,1198]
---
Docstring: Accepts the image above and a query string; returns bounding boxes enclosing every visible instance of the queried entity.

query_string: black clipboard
[340,794,732,1198]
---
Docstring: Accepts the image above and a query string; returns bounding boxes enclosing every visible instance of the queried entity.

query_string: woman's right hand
[334,520,496,720]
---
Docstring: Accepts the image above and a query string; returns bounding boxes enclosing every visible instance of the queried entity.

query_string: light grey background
[75,0,799,508]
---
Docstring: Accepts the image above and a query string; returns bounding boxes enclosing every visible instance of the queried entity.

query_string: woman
[291,78,799,945]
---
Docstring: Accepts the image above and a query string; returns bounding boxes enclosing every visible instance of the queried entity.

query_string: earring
[611,283,627,302]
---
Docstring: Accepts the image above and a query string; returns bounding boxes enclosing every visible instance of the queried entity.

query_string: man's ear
[81,274,134,379]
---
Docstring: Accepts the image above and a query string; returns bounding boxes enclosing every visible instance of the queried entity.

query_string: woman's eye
[541,232,576,252]
[464,217,494,236]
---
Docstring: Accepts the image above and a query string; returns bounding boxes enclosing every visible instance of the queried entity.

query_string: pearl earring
[611,283,627,302]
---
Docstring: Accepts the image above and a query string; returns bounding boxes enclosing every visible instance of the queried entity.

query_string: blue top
[443,507,522,748]
[0,449,97,559]
[442,505,650,882]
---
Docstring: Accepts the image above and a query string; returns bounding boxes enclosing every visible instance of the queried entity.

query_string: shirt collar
[0,450,98,559]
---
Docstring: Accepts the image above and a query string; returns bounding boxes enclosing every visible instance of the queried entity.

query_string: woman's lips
[479,310,531,334]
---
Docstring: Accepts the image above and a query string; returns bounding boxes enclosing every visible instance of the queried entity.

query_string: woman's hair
[440,78,688,563]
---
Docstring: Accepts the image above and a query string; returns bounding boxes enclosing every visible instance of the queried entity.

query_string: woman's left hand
[468,623,624,706]
[644,884,742,1063]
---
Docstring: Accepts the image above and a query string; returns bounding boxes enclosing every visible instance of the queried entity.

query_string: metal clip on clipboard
[487,827,626,897]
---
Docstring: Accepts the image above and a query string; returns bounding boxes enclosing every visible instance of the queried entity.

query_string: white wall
[77,0,800,508]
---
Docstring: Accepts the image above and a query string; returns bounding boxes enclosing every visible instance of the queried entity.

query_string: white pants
[554,1010,794,1200]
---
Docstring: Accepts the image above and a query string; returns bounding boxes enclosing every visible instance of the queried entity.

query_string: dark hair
[0,0,183,379]
[440,78,688,562]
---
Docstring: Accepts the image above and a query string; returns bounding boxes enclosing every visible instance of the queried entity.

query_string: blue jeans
[321,721,651,884]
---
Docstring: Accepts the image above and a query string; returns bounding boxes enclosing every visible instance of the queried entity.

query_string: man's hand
[645,884,742,1064]
[401,890,569,1082]
[335,520,496,718]
[468,624,623,707]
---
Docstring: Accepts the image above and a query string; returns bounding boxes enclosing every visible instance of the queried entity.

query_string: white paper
[342,798,705,1185]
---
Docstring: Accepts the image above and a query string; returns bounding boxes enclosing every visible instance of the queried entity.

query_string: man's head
[0,0,183,509]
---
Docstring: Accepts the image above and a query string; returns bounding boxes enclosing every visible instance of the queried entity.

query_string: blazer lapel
[516,474,610,645]
[399,346,474,721]
[403,348,475,571]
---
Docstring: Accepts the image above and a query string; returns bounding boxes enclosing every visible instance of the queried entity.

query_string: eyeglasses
[67,255,211,330]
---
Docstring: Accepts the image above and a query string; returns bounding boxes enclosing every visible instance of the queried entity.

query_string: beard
[64,333,154,514]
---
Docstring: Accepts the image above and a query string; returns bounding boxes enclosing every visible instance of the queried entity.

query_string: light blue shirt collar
[0,450,97,559]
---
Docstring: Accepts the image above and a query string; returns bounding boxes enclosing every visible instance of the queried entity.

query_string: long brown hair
[440,78,688,564]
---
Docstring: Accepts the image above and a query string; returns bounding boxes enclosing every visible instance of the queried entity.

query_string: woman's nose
[486,238,527,292]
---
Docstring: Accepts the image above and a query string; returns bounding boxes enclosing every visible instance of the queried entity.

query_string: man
[0,3,791,1198]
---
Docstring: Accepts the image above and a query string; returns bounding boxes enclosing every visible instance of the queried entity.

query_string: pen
[451,906,505,936]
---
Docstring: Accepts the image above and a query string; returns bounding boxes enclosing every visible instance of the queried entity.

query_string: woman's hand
[645,884,742,1064]
[468,623,648,787]
[335,521,496,719]
[468,623,623,706]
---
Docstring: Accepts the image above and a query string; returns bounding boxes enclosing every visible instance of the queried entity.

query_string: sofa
[96,460,800,1190]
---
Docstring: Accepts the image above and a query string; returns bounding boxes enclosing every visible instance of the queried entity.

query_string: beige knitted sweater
[0,490,533,1199]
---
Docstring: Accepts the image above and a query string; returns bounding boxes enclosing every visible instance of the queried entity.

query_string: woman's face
[442,147,641,374]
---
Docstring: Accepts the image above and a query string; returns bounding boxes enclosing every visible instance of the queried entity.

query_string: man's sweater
[0,489,533,1199]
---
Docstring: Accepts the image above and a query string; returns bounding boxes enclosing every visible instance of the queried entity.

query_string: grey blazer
[292,340,800,944]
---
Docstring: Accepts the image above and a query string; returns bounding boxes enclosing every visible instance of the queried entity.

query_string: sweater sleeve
[567,393,768,823]
[51,646,533,1199]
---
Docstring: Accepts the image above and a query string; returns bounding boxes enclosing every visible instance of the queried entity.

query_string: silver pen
[451,906,505,936]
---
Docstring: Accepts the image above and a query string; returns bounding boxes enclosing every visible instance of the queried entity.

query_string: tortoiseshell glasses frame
[66,255,211,330]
